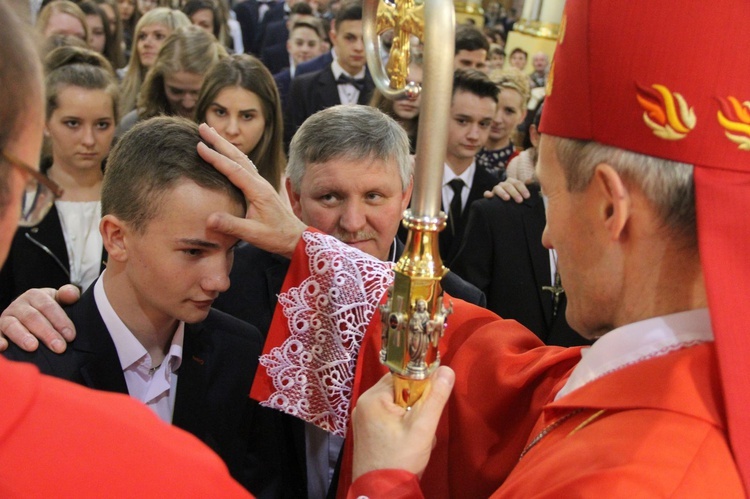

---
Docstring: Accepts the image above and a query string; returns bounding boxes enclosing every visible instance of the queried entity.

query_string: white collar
[442,161,476,187]
[555,308,713,400]
[331,59,365,79]
[94,271,185,373]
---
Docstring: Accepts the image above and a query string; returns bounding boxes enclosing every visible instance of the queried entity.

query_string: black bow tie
[336,74,366,91]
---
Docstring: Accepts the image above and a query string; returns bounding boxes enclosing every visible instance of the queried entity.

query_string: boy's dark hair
[452,68,499,103]
[290,2,313,16]
[334,0,362,28]
[455,24,489,54]
[510,47,528,59]
[102,116,246,232]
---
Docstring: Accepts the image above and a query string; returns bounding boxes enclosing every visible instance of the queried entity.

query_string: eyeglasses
[1,150,64,227]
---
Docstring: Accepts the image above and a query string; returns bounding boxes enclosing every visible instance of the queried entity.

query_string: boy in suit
[287,1,374,139]
[3,116,283,496]
[439,69,499,265]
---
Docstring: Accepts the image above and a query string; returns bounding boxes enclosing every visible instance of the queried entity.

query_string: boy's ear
[100,215,129,262]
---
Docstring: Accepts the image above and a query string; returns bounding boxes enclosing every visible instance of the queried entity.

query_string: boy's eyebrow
[177,238,221,249]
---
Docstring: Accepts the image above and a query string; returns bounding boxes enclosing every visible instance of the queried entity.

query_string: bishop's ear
[592,163,630,240]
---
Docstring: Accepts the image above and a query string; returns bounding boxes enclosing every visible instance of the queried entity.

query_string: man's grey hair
[552,136,696,248]
[287,105,412,193]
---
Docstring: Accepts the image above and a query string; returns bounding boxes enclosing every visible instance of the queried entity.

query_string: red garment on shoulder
[0,356,250,497]
[348,341,742,498]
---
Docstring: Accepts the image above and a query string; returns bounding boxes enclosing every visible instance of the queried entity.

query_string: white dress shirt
[331,59,366,105]
[441,161,476,214]
[94,273,185,423]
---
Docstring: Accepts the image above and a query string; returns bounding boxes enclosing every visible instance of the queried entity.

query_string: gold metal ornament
[363,0,455,407]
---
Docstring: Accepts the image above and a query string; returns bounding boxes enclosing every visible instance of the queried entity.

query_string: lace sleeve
[257,231,394,436]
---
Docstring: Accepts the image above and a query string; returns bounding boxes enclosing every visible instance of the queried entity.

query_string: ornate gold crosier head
[363,0,455,407]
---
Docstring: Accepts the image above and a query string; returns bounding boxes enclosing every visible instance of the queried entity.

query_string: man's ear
[328,26,337,47]
[286,177,303,219]
[100,215,129,262]
[401,174,414,212]
[591,163,630,241]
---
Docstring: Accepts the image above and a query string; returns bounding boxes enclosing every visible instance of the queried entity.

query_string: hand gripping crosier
[363,0,455,407]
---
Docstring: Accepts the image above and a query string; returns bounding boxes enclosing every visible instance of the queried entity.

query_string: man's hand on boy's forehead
[197,124,307,259]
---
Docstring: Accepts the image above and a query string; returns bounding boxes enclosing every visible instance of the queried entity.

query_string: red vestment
[0,356,251,497]
[349,336,742,497]
[251,231,742,498]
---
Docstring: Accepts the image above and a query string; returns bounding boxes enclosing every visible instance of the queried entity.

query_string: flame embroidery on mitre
[717,96,750,151]
[636,83,696,140]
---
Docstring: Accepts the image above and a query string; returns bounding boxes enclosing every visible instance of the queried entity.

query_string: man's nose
[339,202,367,231]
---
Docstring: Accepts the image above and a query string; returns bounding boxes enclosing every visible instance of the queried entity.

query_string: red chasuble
[251,230,741,498]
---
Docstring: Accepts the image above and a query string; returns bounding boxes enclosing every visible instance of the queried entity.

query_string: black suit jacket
[287,64,375,138]
[396,166,497,267]
[260,19,289,53]
[450,187,592,347]
[295,50,333,77]
[254,2,286,54]
[234,0,261,54]
[0,205,106,310]
[2,284,295,497]
[261,41,290,75]
[214,242,289,335]
[274,67,292,112]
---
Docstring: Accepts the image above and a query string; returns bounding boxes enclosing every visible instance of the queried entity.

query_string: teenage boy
[3,116,280,496]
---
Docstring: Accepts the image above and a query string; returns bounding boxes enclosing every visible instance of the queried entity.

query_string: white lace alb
[258,232,393,436]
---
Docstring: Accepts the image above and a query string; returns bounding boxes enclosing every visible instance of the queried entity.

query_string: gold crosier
[363,0,455,407]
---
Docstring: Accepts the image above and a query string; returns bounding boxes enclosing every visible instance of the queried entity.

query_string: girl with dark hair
[80,1,126,69]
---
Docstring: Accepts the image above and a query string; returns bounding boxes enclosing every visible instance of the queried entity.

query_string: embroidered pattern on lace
[258,231,393,437]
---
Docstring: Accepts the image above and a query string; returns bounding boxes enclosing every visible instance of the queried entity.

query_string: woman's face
[86,14,107,54]
[204,86,267,156]
[136,23,170,67]
[43,12,87,41]
[190,9,214,35]
[163,71,204,118]
[117,0,135,21]
[137,0,157,15]
[46,86,116,172]
[392,64,422,120]
[488,88,525,144]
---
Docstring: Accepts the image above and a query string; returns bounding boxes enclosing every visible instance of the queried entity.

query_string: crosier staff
[363,0,455,407]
